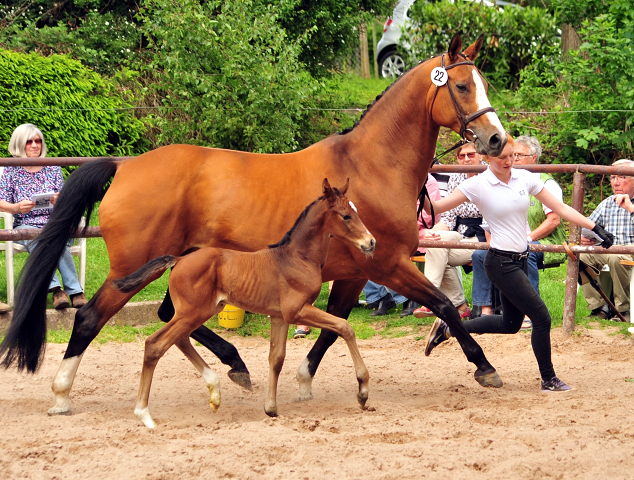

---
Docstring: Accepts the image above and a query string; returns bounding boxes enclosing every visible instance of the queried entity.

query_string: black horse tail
[0,158,118,373]
[114,255,178,293]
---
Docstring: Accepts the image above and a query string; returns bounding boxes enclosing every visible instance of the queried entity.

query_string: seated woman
[414,142,488,319]
[0,123,87,310]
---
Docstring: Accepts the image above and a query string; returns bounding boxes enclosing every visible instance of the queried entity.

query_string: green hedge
[404,0,559,90]
[0,49,146,169]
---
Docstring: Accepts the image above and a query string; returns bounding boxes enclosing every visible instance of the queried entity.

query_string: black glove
[592,223,614,249]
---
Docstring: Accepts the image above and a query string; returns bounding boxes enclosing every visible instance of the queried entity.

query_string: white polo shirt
[457,167,544,252]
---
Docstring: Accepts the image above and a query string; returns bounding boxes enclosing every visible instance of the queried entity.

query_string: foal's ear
[463,35,484,62]
[447,33,463,62]
[323,178,332,197]
[338,178,350,196]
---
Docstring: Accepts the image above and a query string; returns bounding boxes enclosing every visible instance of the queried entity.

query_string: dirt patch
[1,326,633,479]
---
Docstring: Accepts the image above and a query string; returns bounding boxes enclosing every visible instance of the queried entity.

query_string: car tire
[378,49,406,79]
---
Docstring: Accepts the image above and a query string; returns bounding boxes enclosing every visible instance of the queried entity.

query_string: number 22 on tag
[431,67,448,86]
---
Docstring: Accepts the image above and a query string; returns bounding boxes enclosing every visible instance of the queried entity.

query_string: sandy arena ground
[1,325,633,480]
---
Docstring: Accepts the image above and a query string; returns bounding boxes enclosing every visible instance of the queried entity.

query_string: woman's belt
[489,247,530,261]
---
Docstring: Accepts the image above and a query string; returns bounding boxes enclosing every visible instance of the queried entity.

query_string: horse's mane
[337,61,427,136]
[268,197,322,249]
[268,186,346,249]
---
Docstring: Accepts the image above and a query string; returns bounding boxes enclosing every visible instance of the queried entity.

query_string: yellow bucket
[218,304,245,329]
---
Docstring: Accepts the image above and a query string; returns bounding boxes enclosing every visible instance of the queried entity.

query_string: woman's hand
[614,194,634,213]
[15,200,35,214]
[424,230,441,241]
[50,193,59,205]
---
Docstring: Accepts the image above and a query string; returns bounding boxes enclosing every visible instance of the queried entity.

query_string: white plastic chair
[0,212,86,306]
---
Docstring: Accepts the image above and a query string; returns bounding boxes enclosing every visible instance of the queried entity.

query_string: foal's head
[322,178,376,256]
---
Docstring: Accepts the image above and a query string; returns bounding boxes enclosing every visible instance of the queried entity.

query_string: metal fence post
[563,172,585,336]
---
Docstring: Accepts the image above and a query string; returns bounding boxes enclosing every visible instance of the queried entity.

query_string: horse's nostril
[370,238,376,248]
[489,133,501,149]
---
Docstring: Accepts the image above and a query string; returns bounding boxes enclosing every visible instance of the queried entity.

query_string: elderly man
[580,159,634,322]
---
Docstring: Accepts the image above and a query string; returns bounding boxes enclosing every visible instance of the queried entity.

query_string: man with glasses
[580,159,634,321]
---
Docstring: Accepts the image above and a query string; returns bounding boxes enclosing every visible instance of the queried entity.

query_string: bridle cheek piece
[431,53,496,145]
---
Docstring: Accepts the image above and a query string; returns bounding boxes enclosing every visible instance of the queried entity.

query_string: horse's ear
[323,178,332,197]
[339,178,350,196]
[463,35,484,62]
[448,33,463,61]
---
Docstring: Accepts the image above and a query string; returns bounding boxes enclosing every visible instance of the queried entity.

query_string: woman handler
[422,137,613,392]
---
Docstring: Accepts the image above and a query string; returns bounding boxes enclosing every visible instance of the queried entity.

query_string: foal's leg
[297,278,367,402]
[135,315,208,428]
[159,288,252,390]
[264,316,290,417]
[175,337,221,413]
[295,305,370,409]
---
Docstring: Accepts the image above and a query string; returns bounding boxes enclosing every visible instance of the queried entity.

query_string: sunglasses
[457,152,477,160]
[26,138,43,147]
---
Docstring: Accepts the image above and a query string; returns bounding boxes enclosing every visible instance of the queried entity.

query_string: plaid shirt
[589,195,634,245]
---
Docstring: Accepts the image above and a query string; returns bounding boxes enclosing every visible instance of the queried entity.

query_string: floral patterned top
[0,166,64,227]
[440,171,484,235]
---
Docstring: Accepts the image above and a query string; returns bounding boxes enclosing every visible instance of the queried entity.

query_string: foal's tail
[114,255,178,293]
[0,158,118,373]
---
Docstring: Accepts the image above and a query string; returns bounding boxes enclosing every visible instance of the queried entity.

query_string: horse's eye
[342,214,352,221]
[456,84,468,93]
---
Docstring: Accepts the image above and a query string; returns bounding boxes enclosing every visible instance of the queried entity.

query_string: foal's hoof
[228,369,253,391]
[474,369,503,388]
[357,394,368,410]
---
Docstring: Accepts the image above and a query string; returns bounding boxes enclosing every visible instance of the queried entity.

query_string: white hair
[8,123,47,158]
[612,158,634,167]
[515,135,542,163]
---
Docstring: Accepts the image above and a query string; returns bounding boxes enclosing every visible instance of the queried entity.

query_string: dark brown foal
[114,179,375,428]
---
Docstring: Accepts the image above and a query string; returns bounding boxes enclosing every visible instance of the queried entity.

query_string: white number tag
[430,67,448,86]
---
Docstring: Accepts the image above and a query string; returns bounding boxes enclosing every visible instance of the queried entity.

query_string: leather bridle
[430,52,496,159]
[418,52,497,227]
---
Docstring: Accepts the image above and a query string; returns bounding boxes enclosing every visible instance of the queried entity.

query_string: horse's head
[427,33,507,157]
[322,178,376,257]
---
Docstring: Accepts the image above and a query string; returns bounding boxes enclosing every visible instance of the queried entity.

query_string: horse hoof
[47,407,72,416]
[264,407,278,417]
[357,394,368,409]
[228,369,253,391]
[297,392,313,402]
[474,370,503,388]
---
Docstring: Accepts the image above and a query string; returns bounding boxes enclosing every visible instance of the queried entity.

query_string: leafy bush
[139,0,329,153]
[404,0,559,89]
[513,0,634,167]
[0,49,146,166]
[0,2,141,75]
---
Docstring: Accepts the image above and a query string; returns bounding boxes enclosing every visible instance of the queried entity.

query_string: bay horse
[0,34,507,416]
[113,179,375,428]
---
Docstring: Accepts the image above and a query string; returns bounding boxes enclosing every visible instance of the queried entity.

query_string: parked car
[376,0,515,78]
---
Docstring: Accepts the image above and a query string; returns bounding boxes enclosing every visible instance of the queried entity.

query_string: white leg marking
[296,357,314,402]
[202,367,221,412]
[135,406,156,429]
[48,354,84,416]
[472,70,505,135]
